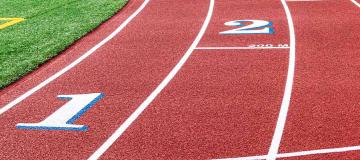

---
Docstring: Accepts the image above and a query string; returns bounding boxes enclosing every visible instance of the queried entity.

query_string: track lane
[98,0,291,159]
[0,0,140,107]
[101,49,289,160]
[0,0,358,159]
[89,0,214,159]
[278,0,360,159]
[0,0,208,159]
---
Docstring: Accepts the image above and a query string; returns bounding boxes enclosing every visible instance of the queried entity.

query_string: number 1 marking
[16,93,104,131]
[220,20,274,35]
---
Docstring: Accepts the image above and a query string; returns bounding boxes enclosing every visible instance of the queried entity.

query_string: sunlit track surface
[0,0,359,159]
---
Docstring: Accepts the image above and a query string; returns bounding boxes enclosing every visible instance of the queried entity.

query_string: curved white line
[196,46,290,50]
[87,0,215,159]
[267,0,296,160]
[350,0,360,8]
[214,145,360,160]
[0,0,150,116]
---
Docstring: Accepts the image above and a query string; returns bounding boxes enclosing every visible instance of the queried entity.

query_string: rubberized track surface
[0,0,359,159]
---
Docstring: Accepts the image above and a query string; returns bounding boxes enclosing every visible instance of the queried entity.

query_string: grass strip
[0,0,128,88]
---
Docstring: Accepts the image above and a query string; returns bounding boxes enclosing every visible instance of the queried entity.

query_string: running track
[0,0,359,159]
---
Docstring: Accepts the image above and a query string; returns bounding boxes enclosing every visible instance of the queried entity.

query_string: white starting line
[214,145,360,160]
[195,47,290,50]
[287,0,360,8]
[286,0,322,1]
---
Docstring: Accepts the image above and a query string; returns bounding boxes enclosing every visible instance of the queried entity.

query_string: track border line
[0,0,149,116]
[196,47,290,50]
[266,0,296,160]
[87,0,215,159]
[214,145,360,160]
[350,0,360,8]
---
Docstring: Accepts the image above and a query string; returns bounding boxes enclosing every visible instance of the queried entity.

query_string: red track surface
[0,0,359,160]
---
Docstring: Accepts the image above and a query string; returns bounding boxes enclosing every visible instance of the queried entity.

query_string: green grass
[0,0,128,88]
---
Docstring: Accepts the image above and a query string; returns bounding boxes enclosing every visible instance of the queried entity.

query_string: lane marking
[219,20,274,35]
[0,0,149,116]
[196,47,290,50]
[214,145,360,160]
[350,0,360,8]
[286,0,322,1]
[16,93,104,131]
[87,0,215,159]
[267,0,296,160]
[0,18,25,30]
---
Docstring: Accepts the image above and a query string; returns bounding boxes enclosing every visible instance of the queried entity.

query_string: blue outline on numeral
[16,125,88,131]
[16,93,104,131]
[220,20,275,35]
[65,93,104,124]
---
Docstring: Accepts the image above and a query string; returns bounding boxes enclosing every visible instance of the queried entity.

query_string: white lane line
[278,145,360,158]
[286,0,322,1]
[267,0,296,160]
[196,47,290,50]
[350,0,360,8]
[0,0,149,116]
[87,0,215,159]
[214,145,360,160]
[214,155,267,160]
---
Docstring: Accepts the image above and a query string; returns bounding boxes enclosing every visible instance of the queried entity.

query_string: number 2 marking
[16,93,104,131]
[220,20,274,35]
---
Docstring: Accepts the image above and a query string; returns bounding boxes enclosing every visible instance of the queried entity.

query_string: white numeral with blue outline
[16,93,104,131]
[220,20,274,35]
